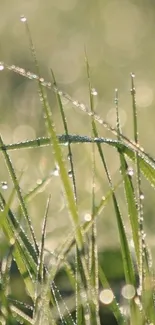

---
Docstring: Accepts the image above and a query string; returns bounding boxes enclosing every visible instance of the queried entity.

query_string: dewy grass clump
[0,16,155,325]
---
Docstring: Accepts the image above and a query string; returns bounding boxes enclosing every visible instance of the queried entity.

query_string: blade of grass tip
[0,135,39,255]
[85,54,136,288]
[115,88,140,261]
[85,50,100,324]
[23,17,90,323]
[131,73,144,292]
[115,88,141,325]
[23,14,84,252]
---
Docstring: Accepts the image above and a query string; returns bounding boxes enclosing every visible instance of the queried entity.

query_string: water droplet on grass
[140,192,144,200]
[68,170,72,177]
[0,63,4,71]
[84,213,91,222]
[1,181,8,190]
[52,168,59,176]
[20,15,27,22]
[127,167,134,176]
[91,88,98,96]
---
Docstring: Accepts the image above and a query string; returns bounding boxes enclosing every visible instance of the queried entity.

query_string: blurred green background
[0,0,155,262]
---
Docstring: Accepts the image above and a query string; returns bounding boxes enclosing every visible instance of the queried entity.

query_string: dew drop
[131,72,135,78]
[73,100,79,107]
[63,141,69,146]
[0,63,4,71]
[39,77,44,83]
[37,179,42,185]
[68,170,72,178]
[1,181,8,190]
[52,168,59,176]
[20,15,27,22]
[67,153,71,160]
[127,167,134,176]
[91,88,98,96]
[84,213,92,222]
[140,192,144,200]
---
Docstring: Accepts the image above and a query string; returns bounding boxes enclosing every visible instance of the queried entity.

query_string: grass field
[1,2,155,324]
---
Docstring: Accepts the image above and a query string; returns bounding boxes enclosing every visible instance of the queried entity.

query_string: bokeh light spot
[99,289,114,305]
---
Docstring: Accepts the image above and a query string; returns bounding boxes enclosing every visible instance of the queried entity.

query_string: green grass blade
[0,135,39,255]
[0,192,37,298]
[98,265,126,325]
